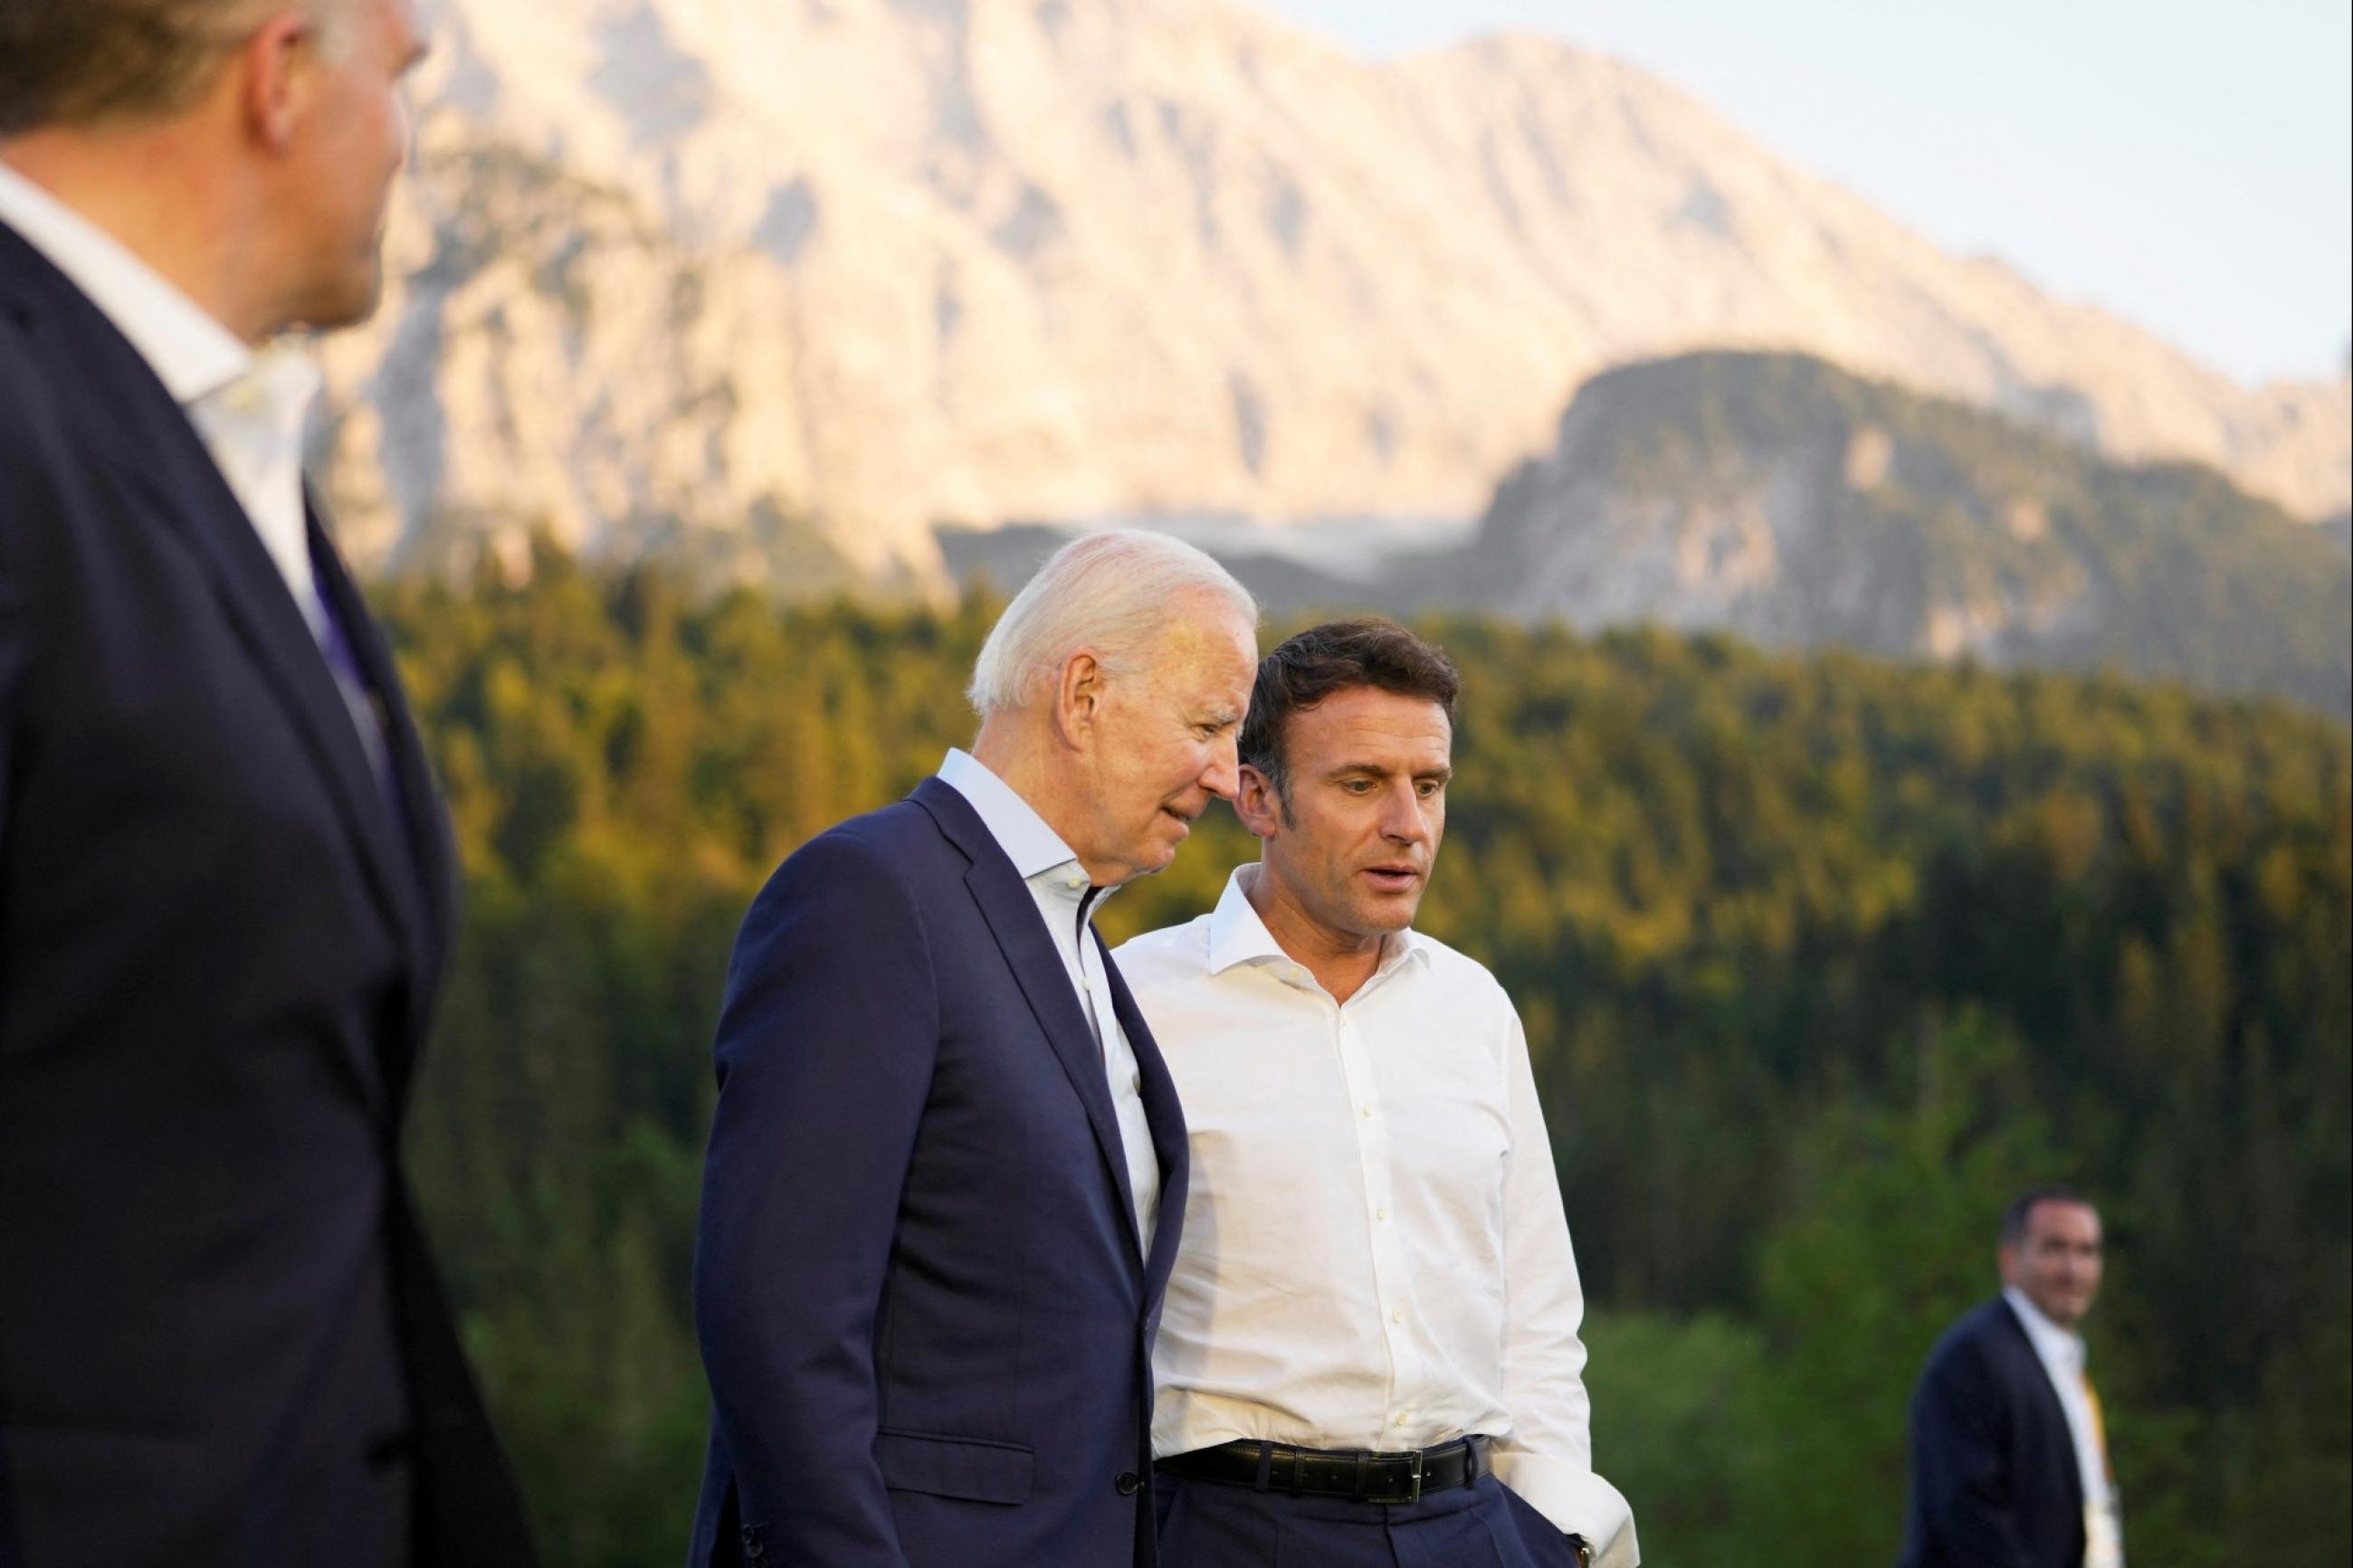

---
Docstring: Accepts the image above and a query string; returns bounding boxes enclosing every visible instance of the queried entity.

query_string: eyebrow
[1329,761,1453,783]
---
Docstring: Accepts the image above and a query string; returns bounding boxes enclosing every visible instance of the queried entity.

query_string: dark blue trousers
[1154,1468,1580,1568]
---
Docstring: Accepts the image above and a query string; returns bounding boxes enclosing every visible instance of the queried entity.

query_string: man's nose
[1200,734,1241,800]
[1380,783,1431,842]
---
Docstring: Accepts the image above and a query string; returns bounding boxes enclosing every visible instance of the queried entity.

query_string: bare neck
[1243,861,1386,1004]
[2,132,268,344]
[968,715,1115,886]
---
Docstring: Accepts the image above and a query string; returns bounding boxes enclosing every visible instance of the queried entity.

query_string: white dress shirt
[2005,1287,2124,1567]
[938,748,1160,1258]
[0,159,327,636]
[1116,865,1638,1564]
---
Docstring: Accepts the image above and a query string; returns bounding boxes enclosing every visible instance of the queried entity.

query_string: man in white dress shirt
[1117,619,1638,1568]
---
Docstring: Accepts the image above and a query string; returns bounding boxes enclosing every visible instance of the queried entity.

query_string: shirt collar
[0,158,252,406]
[2004,1285,2085,1369]
[938,748,1090,883]
[1205,863,1428,981]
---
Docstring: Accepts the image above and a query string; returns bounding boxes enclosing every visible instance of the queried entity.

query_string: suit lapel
[310,504,456,1102]
[1099,936,1188,1307]
[915,778,1146,1268]
[0,225,434,1055]
[1993,1298,2090,1516]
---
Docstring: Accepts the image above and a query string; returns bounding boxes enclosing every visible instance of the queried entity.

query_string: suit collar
[914,775,1160,1276]
[1097,940,1190,1308]
[0,167,250,404]
[2,221,441,1102]
[936,747,1085,881]
[2002,1286,2087,1373]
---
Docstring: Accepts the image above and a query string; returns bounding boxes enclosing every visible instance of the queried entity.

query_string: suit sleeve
[0,346,46,851]
[691,831,941,1567]
[1908,1337,2039,1568]
[1488,1000,1640,1566]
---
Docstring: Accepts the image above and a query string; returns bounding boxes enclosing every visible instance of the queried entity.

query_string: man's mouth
[1364,866,1422,891]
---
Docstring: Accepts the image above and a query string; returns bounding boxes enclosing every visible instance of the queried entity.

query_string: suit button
[1116,1470,1141,1496]
[741,1526,765,1560]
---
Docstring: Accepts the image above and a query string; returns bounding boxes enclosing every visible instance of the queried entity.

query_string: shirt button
[1376,1207,1389,1221]
[1360,1104,1376,1119]
[1391,1309,1405,1325]
[1393,1413,1410,1429]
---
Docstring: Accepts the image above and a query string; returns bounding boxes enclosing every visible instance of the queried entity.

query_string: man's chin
[1352,893,1423,934]
[290,262,386,336]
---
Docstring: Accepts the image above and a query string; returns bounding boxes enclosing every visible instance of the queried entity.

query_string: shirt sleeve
[1487,998,1642,1566]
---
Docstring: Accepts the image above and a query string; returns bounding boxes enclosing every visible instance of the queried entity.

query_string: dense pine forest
[376,547,2351,1566]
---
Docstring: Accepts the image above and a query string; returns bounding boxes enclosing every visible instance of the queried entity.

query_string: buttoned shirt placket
[1278,947,1431,1446]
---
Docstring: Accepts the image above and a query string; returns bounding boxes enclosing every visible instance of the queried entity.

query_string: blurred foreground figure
[0,2,536,1562]
[690,531,1257,1567]
[1118,620,1638,1568]
[1900,1189,2123,1568]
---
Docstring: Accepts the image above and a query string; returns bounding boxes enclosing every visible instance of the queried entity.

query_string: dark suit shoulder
[764,794,957,897]
[820,791,955,859]
[730,798,954,982]
[1918,1297,2042,1407]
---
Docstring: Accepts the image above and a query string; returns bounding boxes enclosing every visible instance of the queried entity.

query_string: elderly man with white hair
[690,530,1260,1568]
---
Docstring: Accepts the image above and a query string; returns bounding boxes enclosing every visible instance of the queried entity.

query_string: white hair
[967,529,1259,717]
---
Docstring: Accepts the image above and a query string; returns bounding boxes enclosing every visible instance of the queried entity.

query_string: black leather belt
[1156,1435,1491,1506]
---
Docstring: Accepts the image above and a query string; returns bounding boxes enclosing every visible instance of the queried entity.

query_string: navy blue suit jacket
[690,777,1190,1568]
[0,221,533,1565]
[1898,1297,2089,1568]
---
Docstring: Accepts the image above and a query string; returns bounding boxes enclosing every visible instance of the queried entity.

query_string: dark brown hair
[0,0,272,136]
[1240,617,1461,806]
[2000,1186,2095,1248]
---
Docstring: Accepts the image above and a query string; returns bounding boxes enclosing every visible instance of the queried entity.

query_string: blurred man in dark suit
[0,2,535,1561]
[1899,1188,2123,1568]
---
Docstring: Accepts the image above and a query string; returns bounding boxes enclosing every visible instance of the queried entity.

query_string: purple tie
[312,582,401,815]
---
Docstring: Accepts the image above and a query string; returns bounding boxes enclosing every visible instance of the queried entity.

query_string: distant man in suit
[1900,1188,2123,1568]
[690,530,1260,1568]
[1117,619,1638,1568]
[0,2,537,1563]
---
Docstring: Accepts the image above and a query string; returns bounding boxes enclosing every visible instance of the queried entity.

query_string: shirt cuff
[1487,1451,1640,1568]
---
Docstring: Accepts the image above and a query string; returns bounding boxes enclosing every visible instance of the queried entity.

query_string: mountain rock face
[1405,352,2350,716]
[313,0,2351,587]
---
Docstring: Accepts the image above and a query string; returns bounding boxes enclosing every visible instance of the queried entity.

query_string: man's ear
[238,10,320,153]
[1234,763,1282,841]
[1049,649,1106,749]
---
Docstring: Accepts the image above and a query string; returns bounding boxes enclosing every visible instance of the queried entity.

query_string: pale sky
[1258,0,2353,389]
